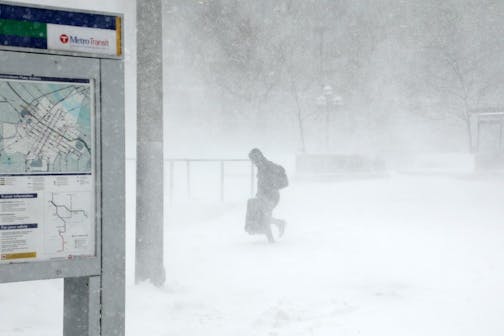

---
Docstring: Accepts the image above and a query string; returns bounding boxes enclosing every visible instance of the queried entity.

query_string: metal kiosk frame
[0,2,125,335]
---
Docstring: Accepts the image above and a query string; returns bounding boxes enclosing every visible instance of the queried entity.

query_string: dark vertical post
[136,0,165,286]
[100,58,126,336]
[64,276,100,336]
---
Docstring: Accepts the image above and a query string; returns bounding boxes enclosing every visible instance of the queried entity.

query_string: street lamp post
[317,85,342,150]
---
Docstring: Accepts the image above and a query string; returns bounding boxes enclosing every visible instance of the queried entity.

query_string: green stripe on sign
[0,19,46,38]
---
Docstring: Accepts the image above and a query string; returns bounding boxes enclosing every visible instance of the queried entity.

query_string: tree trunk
[291,82,307,153]
[466,118,474,153]
[463,102,475,153]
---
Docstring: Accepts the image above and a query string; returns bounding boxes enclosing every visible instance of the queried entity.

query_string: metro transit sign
[0,2,122,57]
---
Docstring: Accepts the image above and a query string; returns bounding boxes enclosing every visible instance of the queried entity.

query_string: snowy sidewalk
[127,175,504,336]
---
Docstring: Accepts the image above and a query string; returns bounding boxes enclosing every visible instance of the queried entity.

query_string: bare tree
[417,1,504,151]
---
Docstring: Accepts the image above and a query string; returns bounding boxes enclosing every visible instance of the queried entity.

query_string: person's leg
[260,201,275,243]
[264,222,275,243]
[269,191,285,237]
[258,192,280,243]
[271,218,286,237]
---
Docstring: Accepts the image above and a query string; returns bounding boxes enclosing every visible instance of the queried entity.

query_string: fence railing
[166,159,255,203]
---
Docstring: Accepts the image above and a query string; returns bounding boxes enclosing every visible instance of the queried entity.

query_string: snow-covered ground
[2,161,504,335]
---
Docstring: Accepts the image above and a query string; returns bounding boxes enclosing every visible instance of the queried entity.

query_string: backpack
[269,164,289,190]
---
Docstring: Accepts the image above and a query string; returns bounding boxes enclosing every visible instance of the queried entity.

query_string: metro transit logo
[60,34,69,44]
[58,33,110,48]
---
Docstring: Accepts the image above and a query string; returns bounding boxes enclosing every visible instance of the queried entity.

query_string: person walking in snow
[245,148,288,243]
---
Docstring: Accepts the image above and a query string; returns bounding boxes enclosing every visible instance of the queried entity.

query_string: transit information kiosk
[0,2,125,336]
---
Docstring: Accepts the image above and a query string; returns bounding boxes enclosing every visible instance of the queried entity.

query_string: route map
[0,75,95,264]
[0,75,93,175]
[46,192,91,255]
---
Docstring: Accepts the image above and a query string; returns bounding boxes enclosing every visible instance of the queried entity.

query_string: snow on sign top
[0,2,122,58]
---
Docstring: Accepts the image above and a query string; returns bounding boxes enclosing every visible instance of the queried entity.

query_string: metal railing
[166,159,255,203]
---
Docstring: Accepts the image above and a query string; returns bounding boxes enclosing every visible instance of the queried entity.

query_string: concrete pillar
[136,0,166,286]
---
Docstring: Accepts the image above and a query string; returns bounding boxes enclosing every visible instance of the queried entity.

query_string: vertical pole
[186,160,191,199]
[136,0,165,286]
[220,161,225,202]
[63,276,100,336]
[101,59,125,335]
